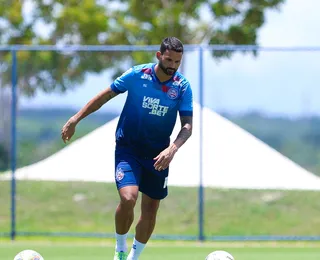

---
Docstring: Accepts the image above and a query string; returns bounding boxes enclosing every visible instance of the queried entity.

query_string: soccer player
[61,37,193,260]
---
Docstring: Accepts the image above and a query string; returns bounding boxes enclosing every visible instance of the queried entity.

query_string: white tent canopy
[2,104,320,190]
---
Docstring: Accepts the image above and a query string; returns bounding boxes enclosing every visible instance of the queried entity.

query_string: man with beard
[61,37,193,260]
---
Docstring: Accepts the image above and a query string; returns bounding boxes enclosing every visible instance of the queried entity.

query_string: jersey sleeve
[110,67,134,94]
[179,83,193,116]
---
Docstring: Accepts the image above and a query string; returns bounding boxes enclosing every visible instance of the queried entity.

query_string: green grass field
[1,240,320,260]
[1,180,320,259]
[1,181,320,236]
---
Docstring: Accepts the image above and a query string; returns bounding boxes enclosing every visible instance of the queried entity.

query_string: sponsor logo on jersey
[141,73,153,81]
[142,96,169,116]
[141,67,153,81]
[172,76,183,86]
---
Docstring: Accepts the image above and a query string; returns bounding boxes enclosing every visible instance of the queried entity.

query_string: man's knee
[119,186,139,210]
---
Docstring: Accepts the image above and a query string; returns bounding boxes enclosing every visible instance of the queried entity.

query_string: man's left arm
[153,115,193,171]
[154,82,193,171]
[172,82,193,151]
[172,115,193,150]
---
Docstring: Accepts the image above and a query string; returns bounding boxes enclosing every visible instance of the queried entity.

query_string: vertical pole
[10,50,17,241]
[198,47,204,241]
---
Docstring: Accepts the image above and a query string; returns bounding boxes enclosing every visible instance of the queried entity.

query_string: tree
[113,0,284,58]
[0,0,116,96]
[0,0,285,96]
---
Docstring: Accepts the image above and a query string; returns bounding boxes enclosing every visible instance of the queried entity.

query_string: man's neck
[154,64,172,83]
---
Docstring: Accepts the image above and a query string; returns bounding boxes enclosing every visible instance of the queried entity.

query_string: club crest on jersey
[167,87,179,99]
[116,168,124,181]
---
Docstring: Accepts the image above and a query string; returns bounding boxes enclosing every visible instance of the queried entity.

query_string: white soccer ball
[13,249,44,260]
[206,250,234,260]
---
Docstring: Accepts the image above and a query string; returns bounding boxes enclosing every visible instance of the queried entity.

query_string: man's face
[157,49,183,76]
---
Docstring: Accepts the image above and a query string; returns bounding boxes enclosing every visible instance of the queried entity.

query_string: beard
[158,61,177,76]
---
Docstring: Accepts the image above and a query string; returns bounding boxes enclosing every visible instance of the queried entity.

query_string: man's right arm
[70,66,134,125]
[72,86,118,124]
[61,86,118,143]
[61,66,135,143]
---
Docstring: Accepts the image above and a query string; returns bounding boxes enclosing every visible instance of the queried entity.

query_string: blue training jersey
[110,63,193,157]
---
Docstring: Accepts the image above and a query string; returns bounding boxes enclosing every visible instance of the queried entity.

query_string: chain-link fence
[1,45,320,241]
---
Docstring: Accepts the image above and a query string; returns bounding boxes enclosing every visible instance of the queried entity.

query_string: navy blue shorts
[114,148,169,200]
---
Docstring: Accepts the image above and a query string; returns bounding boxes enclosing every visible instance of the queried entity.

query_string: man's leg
[114,186,139,260]
[114,151,142,260]
[115,185,139,236]
[127,193,160,260]
[135,193,160,243]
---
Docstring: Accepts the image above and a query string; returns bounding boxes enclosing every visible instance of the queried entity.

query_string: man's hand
[60,87,118,144]
[153,115,193,171]
[61,117,78,143]
[153,144,178,171]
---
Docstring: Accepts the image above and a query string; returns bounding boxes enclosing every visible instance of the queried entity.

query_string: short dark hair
[160,37,184,54]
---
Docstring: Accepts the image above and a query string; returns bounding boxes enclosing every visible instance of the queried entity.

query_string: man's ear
[156,51,161,61]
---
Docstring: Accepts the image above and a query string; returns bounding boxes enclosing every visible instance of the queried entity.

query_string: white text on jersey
[142,96,169,117]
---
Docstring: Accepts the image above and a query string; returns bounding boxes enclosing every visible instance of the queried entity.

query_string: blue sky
[20,0,320,116]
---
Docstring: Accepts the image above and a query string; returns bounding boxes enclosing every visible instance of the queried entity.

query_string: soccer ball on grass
[13,249,44,260]
[206,250,234,260]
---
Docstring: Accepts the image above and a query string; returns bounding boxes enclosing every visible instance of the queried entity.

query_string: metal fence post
[10,50,17,241]
[198,46,204,241]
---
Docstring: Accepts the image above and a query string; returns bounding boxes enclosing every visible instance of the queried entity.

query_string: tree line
[0,0,285,170]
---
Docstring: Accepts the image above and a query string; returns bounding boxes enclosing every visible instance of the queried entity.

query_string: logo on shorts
[167,87,179,99]
[116,168,124,181]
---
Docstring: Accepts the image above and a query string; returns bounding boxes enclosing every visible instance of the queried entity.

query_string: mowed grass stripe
[1,181,320,236]
[0,242,319,260]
